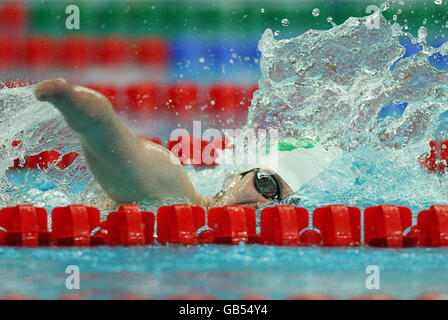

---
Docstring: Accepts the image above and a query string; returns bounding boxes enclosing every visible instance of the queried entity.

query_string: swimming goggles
[240,168,281,201]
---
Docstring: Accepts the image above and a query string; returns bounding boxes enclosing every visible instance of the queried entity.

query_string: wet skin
[34,78,293,209]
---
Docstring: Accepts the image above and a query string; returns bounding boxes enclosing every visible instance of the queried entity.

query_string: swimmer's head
[209,168,294,209]
[208,138,342,209]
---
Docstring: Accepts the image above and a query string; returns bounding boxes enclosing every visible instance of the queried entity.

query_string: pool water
[1,244,448,299]
[1,166,448,300]
[2,4,448,299]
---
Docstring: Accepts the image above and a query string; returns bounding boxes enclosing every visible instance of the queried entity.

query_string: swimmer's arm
[34,78,205,206]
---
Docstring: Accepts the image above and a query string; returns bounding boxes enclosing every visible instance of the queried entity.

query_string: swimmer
[34,78,337,209]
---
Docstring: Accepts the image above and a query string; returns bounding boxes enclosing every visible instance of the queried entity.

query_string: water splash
[247,10,448,211]
[1,2,448,215]
[0,85,105,213]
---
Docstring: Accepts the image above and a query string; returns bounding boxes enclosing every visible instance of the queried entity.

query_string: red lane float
[416,205,448,247]
[0,295,37,300]
[86,83,120,110]
[157,204,205,245]
[26,36,55,69]
[0,205,50,246]
[51,205,100,246]
[0,36,16,68]
[97,37,128,65]
[90,220,108,246]
[167,83,200,118]
[197,229,215,244]
[260,205,308,246]
[0,2,27,31]
[364,205,412,248]
[1,80,255,126]
[208,84,243,125]
[62,36,91,69]
[299,229,323,246]
[313,205,361,246]
[59,294,85,300]
[126,82,158,114]
[417,293,448,300]
[135,38,169,66]
[0,37,169,69]
[208,84,242,110]
[106,204,154,246]
[207,205,258,244]
[1,203,448,248]
[114,294,151,300]
[420,139,448,174]
[403,225,421,247]
[9,150,79,170]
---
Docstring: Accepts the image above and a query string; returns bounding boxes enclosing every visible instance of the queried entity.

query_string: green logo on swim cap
[278,137,316,151]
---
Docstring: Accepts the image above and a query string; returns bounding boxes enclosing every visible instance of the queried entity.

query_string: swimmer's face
[210,168,294,209]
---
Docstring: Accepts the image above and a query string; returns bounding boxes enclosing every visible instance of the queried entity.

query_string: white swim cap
[217,137,342,192]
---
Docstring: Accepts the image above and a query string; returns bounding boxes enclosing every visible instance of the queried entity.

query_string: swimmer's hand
[34,78,205,206]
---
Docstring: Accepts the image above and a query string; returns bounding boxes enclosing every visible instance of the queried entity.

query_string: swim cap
[272,142,342,191]
[217,137,342,192]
